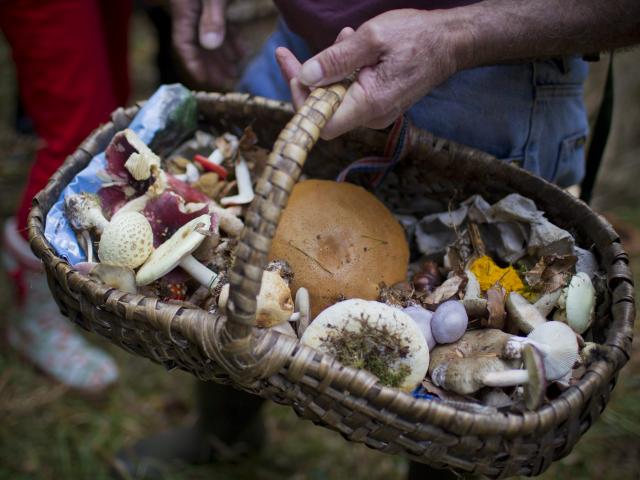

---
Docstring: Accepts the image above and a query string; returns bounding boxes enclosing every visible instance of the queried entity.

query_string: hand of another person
[276,9,472,139]
[170,0,246,90]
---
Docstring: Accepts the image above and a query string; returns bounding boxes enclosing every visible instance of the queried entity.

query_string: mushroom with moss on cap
[136,214,219,290]
[300,299,429,392]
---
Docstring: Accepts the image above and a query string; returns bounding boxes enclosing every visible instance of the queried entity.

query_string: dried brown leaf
[484,284,506,329]
[424,274,465,306]
[524,254,577,293]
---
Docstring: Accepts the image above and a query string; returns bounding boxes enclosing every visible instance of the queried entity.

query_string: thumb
[199,0,227,50]
[298,28,380,87]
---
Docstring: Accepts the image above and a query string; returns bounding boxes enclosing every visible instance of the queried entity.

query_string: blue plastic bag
[44,84,197,264]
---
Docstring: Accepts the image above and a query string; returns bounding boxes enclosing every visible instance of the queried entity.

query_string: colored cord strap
[336,115,411,188]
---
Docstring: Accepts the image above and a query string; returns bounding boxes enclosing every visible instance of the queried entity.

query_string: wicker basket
[28,84,635,477]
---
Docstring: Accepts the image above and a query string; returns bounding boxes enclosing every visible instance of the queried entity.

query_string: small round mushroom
[97,211,153,269]
[300,299,429,392]
[554,272,596,334]
[431,300,468,344]
[136,214,219,290]
[403,305,436,350]
[483,344,547,410]
[217,270,294,328]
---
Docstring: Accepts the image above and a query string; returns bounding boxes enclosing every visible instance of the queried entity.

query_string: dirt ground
[0,9,638,480]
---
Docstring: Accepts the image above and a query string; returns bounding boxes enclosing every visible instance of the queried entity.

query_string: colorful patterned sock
[3,217,119,393]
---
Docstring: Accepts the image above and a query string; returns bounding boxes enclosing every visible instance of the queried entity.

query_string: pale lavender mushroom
[431,300,468,344]
[403,305,436,350]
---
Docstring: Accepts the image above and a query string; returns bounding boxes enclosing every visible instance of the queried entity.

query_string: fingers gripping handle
[226,82,349,341]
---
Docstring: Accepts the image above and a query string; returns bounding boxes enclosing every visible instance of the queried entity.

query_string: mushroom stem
[179,254,220,290]
[462,270,488,317]
[220,156,254,206]
[506,292,547,333]
[173,163,200,183]
[80,230,94,263]
[65,193,110,234]
[294,287,311,337]
[483,368,530,387]
[207,202,244,236]
[533,290,562,317]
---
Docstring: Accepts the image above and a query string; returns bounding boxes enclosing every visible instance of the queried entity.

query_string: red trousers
[0,0,132,240]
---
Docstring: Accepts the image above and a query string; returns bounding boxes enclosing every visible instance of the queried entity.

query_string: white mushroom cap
[300,299,429,392]
[526,321,579,381]
[564,272,596,334]
[136,214,211,285]
[98,211,153,269]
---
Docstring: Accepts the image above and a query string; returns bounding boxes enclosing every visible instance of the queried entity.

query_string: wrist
[427,8,480,74]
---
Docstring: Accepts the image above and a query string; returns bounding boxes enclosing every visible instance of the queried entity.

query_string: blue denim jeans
[237,19,589,188]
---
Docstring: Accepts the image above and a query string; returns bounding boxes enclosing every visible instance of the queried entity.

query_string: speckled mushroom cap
[136,214,211,286]
[97,211,153,269]
[300,299,429,392]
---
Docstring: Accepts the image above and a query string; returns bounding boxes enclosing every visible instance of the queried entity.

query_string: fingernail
[300,60,323,86]
[201,31,223,50]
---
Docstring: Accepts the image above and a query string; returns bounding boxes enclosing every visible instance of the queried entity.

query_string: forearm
[451,0,640,69]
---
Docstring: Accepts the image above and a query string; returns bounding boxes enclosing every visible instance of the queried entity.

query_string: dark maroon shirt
[274,1,478,52]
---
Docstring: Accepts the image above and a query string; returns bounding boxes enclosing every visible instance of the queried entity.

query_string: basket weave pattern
[28,89,635,477]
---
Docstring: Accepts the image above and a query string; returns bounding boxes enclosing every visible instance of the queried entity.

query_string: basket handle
[225,81,349,347]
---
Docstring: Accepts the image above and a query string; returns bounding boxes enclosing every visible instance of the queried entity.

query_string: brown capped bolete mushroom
[268,180,409,317]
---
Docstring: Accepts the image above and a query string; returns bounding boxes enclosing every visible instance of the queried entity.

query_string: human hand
[277,9,472,139]
[170,0,246,90]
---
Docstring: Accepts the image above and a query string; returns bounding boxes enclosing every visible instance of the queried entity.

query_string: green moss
[320,319,411,389]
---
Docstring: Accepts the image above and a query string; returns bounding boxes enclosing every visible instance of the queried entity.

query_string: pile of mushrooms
[62,126,604,410]
[64,127,299,323]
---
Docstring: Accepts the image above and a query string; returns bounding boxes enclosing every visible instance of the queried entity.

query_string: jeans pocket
[553,130,588,187]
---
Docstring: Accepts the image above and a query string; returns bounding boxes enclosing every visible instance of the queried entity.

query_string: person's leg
[0,0,128,393]
[114,381,266,478]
